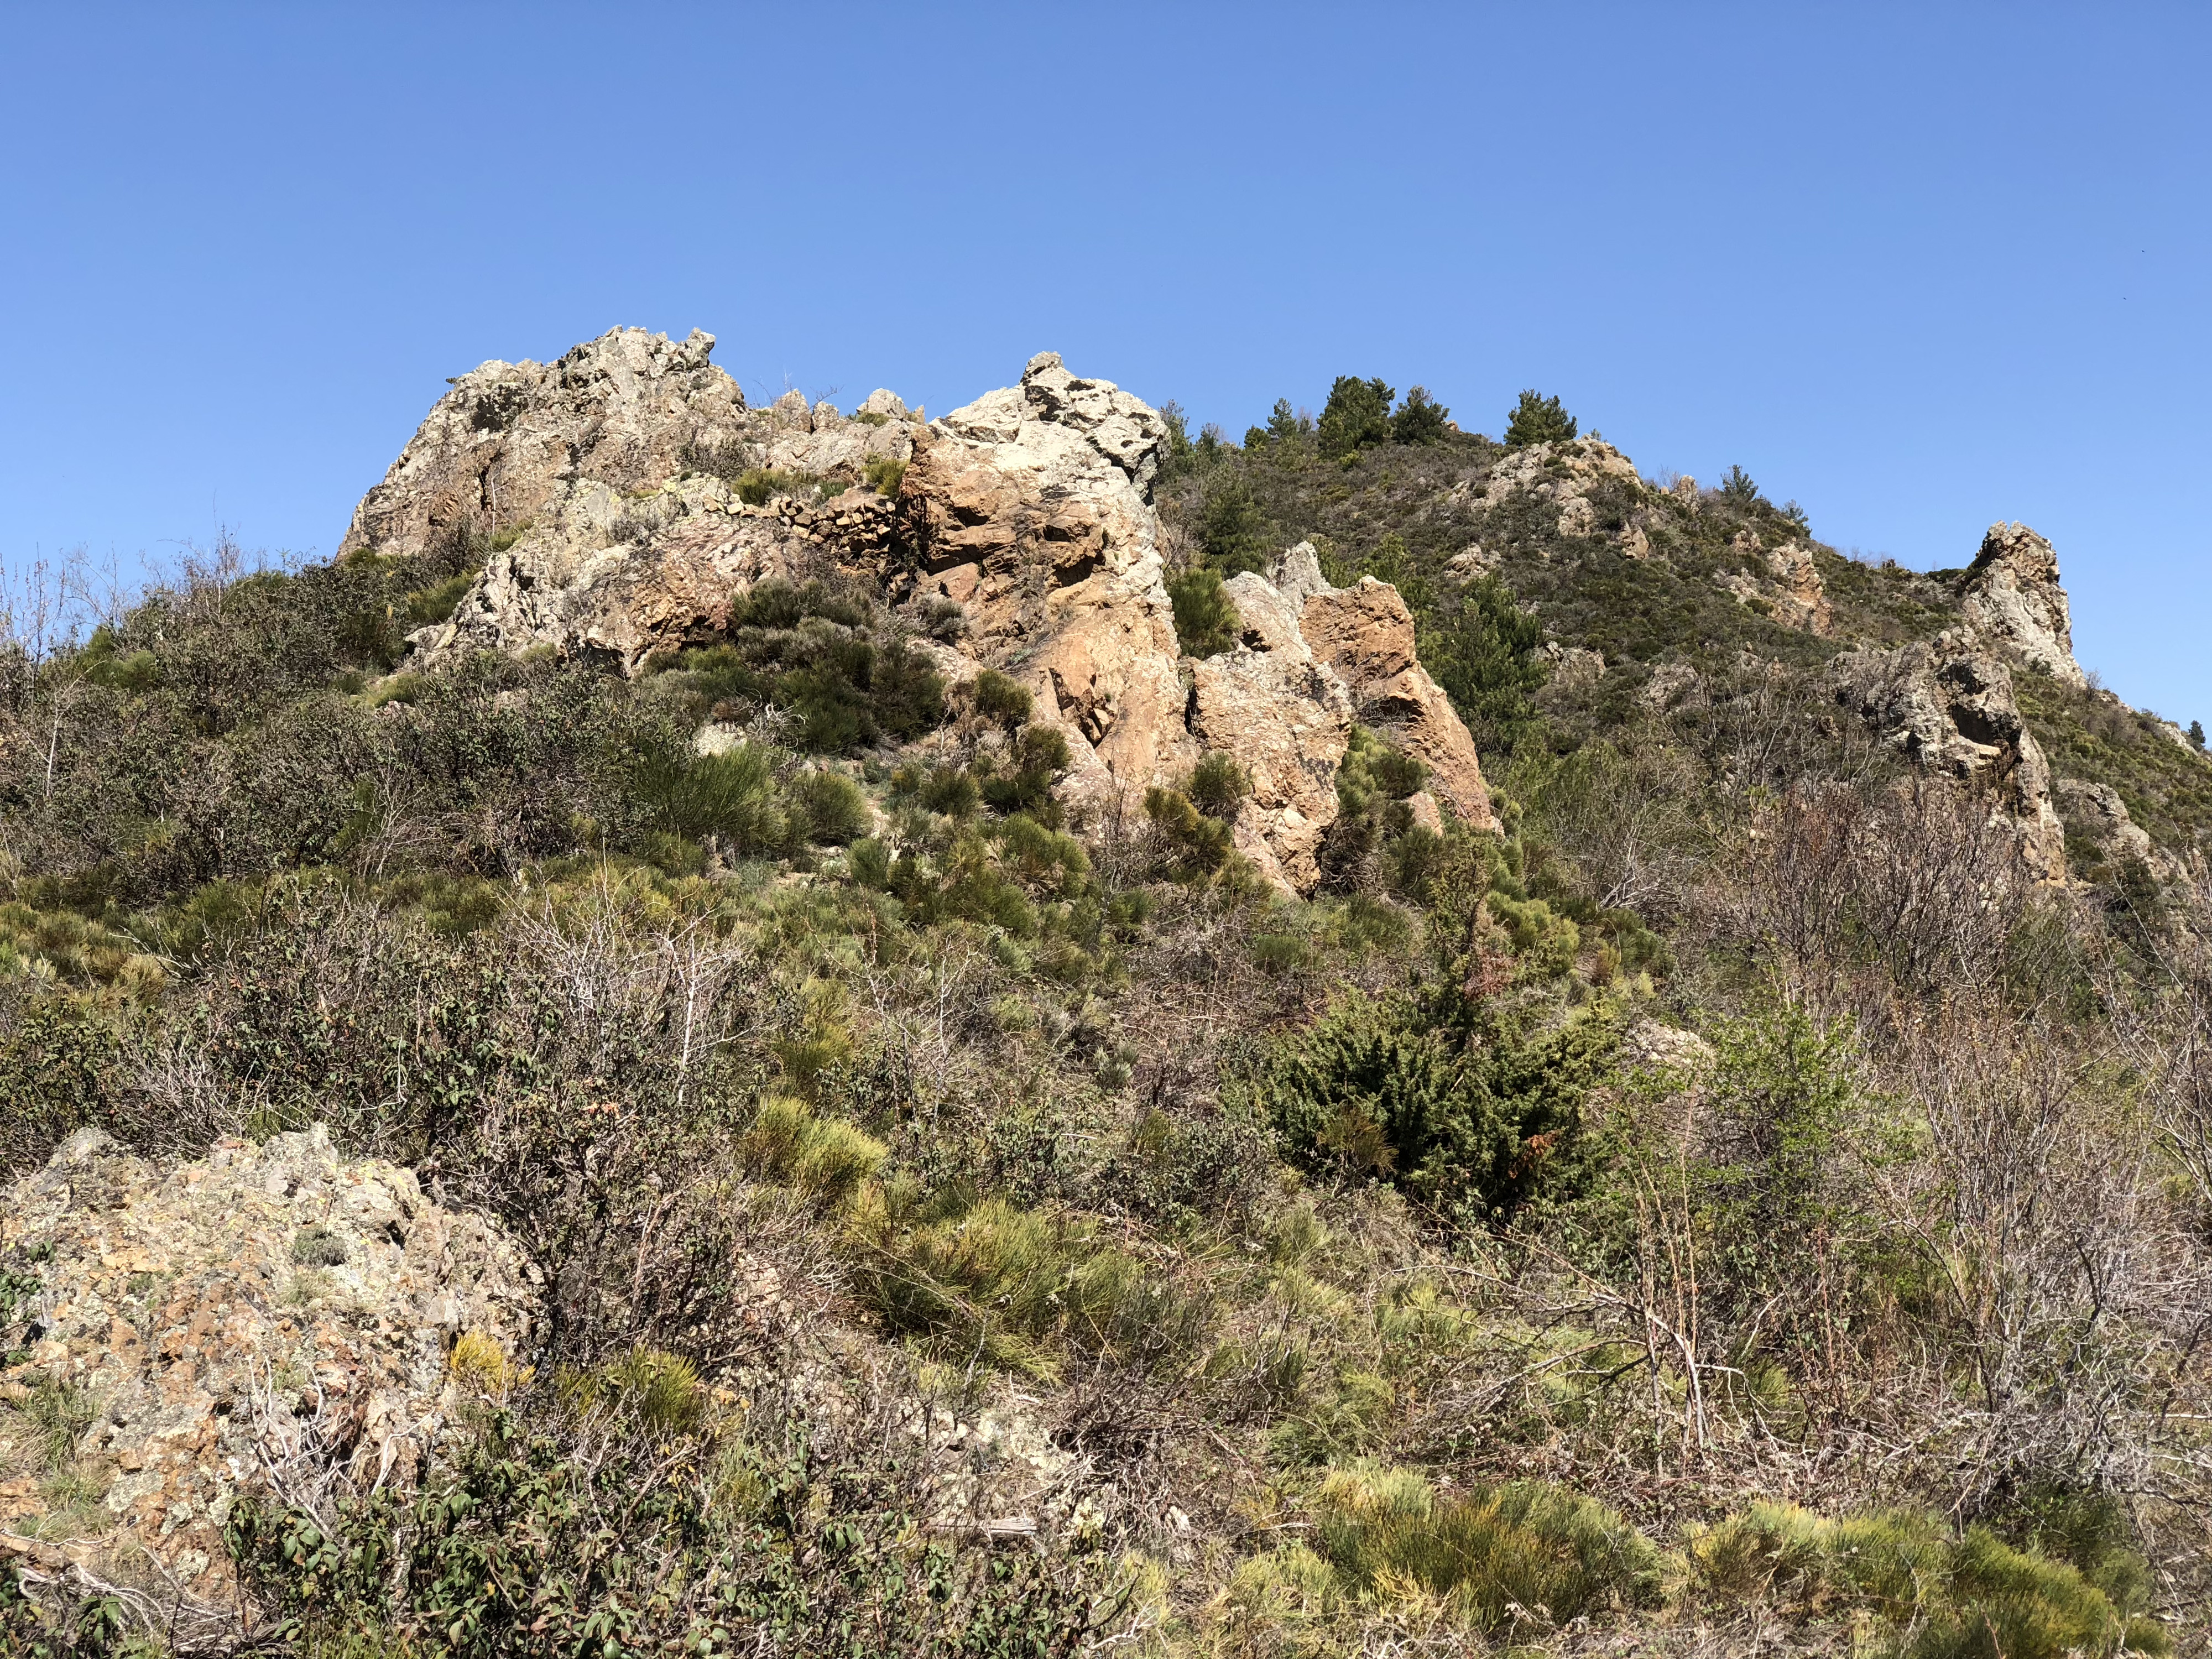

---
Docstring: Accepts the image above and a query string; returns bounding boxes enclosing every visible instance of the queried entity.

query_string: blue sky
[3,3,2205,722]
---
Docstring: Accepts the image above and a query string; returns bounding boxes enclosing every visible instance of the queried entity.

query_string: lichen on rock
[1,1126,538,1613]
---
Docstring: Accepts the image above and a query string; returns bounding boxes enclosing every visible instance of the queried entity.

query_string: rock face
[1,1128,537,1612]
[1829,639,2065,881]
[1960,522,2085,687]
[892,367,1498,888]
[1717,531,1833,636]
[346,336,1500,892]
[352,326,917,672]
[2055,779,2184,885]
[899,352,1192,807]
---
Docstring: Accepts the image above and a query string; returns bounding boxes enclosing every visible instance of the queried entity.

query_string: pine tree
[1503,390,1576,448]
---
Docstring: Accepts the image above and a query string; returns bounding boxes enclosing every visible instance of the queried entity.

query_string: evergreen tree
[2191,720,2206,751]
[1318,376,1395,459]
[1390,385,1451,446]
[1503,389,1577,448]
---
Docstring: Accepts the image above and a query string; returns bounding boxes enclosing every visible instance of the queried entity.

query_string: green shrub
[863,455,905,497]
[1167,566,1240,658]
[1263,993,1613,1223]
[1421,575,1548,754]
[971,668,1032,728]
[1316,1462,1663,1635]
[1197,475,1275,575]
[1691,1501,2168,1658]
[788,768,870,844]
[854,1196,1207,1380]
[641,743,789,852]
[1187,751,1251,819]
[1144,785,1234,879]
[1503,389,1577,448]
[403,572,474,626]
[738,1094,886,1208]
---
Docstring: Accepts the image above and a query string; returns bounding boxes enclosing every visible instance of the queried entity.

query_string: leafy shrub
[863,455,905,497]
[1316,1462,1663,1635]
[1503,389,1577,448]
[1691,1501,2168,1658]
[1167,565,1240,659]
[1263,993,1614,1223]
[1318,376,1396,460]
[403,571,475,626]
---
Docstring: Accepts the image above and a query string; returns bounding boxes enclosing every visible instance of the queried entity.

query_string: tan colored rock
[0,1128,539,1616]
[1960,522,2085,687]
[1718,530,1832,635]
[896,352,1191,807]
[1829,639,2065,880]
[1300,578,1499,832]
[2055,778,2183,885]
[348,327,913,672]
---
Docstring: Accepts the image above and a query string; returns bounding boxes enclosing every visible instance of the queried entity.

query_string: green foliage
[1419,576,1548,755]
[291,1223,351,1267]
[738,1094,887,1208]
[1187,752,1251,820]
[0,1567,127,1658]
[2190,719,2205,750]
[226,1404,1106,1659]
[970,669,1031,729]
[1389,385,1451,446]
[0,994,117,1176]
[1318,376,1395,460]
[1691,1501,2169,1658]
[1316,1462,1663,1636]
[1196,476,1274,576]
[1262,992,1614,1224]
[853,1194,1209,1380]
[1719,463,1764,507]
[863,455,906,497]
[1144,784,1235,881]
[1166,565,1240,659]
[403,571,475,627]
[1503,389,1577,447]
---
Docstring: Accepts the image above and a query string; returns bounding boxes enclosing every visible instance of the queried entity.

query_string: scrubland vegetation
[3,373,2210,1656]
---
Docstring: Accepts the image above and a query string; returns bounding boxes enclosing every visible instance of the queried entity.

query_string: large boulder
[1959,522,2085,687]
[0,1128,538,1614]
[1829,638,2065,881]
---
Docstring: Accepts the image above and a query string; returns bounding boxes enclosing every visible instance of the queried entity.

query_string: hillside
[3,332,2210,1657]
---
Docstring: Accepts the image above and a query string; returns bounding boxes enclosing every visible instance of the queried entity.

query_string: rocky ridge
[355,332,1498,893]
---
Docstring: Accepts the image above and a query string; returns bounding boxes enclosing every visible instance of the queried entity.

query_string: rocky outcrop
[1829,638,2065,880]
[1960,522,2085,687]
[353,327,917,672]
[900,372,1499,889]
[1,1128,537,1614]
[1476,437,1642,539]
[2055,779,2184,885]
[897,352,1191,807]
[1717,530,1833,636]
[346,337,1500,892]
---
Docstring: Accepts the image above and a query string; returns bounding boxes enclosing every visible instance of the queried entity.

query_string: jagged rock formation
[1829,638,2065,880]
[1960,522,2085,687]
[353,326,916,671]
[2055,779,2185,886]
[1,1128,537,1609]
[350,335,1499,893]
[1718,531,1833,636]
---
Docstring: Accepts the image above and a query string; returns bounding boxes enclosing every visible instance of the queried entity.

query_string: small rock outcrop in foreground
[1,1128,537,1617]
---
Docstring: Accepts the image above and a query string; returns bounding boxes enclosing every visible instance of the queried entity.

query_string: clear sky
[3,3,2205,722]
